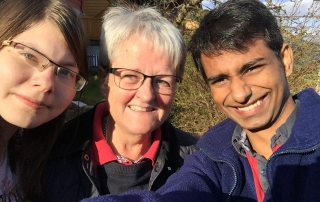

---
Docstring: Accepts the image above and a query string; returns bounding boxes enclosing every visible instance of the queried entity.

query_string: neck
[245,97,296,159]
[103,116,152,161]
[0,117,19,160]
[246,131,273,159]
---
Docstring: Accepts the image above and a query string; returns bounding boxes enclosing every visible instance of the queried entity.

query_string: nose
[31,66,55,93]
[230,77,251,104]
[135,77,156,101]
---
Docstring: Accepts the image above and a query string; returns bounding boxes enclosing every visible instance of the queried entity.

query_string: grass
[75,74,105,106]
[169,54,226,135]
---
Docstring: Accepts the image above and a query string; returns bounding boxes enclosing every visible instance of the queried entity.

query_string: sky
[202,0,317,14]
[201,0,320,38]
[280,0,316,15]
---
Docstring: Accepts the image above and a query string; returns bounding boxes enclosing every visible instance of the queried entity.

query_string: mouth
[237,99,262,112]
[129,105,155,112]
[16,94,48,109]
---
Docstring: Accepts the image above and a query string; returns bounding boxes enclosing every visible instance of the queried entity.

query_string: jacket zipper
[201,148,237,202]
[266,142,320,199]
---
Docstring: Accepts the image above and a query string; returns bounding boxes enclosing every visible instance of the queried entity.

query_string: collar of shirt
[92,102,161,166]
[232,100,301,157]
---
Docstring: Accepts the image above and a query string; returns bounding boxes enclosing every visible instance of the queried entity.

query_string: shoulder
[174,127,198,145]
[160,121,198,159]
[48,103,100,159]
[295,88,320,104]
[202,118,236,139]
[197,118,237,151]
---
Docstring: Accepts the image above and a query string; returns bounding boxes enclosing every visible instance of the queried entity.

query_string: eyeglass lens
[9,42,85,91]
[113,69,179,95]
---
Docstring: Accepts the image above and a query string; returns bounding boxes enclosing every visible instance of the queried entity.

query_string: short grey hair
[99,6,186,78]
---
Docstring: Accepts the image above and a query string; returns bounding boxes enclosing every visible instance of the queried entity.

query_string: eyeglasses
[109,68,182,95]
[1,40,87,91]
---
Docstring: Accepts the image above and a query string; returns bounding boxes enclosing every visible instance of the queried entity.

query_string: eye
[243,65,263,75]
[123,74,138,79]
[156,79,172,87]
[154,76,175,88]
[208,77,228,87]
[22,53,37,61]
[120,73,140,84]
[14,45,41,65]
[58,67,75,79]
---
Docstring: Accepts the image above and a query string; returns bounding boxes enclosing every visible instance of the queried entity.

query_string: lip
[15,94,48,109]
[128,105,155,112]
[233,96,266,117]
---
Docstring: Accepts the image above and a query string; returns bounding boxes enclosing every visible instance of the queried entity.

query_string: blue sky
[202,0,316,14]
[201,0,320,39]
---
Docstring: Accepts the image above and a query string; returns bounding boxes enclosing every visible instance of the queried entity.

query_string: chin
[130,127,156,135]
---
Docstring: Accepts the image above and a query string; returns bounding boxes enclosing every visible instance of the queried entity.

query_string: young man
[82,0,320,201]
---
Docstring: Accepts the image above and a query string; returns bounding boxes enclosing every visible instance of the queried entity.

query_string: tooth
[130,106,153,112]
[238,100,261,111]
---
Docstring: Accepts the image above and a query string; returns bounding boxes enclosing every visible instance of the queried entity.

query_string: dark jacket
[40,103,197,202]
[80,88,320,202]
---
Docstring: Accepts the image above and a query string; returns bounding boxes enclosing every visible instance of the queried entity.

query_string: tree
[268,0,320,93]
[106,0,320,133]
[170,0,320,133]
[161,0,320,92]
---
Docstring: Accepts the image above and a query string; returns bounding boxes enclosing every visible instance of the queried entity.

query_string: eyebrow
[30,46,77,69]
[57,61,77,68]
[239,58,265,74]
[206,58,265,83]
[206,74,228,83]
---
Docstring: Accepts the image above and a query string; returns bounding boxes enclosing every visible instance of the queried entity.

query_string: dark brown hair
[0,0,88,200]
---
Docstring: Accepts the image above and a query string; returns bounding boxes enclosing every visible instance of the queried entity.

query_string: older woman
[41,6,197,201]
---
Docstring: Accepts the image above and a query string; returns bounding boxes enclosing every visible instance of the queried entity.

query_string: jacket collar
[49,102,182,160]
[198,88,320,159]
[48,103,98,159]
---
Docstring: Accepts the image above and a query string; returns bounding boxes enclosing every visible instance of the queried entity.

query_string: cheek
[0,59,24,80]
[157,94,174,111]
[107,87,133,108]
[210,88,225,105]
[55,89,76,108]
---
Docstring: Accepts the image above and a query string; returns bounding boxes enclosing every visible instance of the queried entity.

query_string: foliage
[269,0,320,94]
[169,53,226,135]
[81,0,320,135]
[76,75,105,106]
[170,0,320,134]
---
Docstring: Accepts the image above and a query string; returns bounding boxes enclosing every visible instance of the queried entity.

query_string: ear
[98,66,108,97]
[280,43,293,77]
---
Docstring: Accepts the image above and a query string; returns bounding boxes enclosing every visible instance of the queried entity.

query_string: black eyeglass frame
[108,67,182,94]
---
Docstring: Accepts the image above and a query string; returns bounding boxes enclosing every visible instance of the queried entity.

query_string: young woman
[0,0,88,201]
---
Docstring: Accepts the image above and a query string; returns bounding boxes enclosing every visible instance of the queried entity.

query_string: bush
[169,53,226,135]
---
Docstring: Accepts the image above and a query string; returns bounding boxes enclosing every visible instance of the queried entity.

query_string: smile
[129,105,154,112]
[16,94,47,109]
[237,100,262,112]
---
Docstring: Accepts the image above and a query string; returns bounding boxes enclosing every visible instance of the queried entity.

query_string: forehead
[200,40,274,74]
[111,36,174,73]
[12,20,76,66]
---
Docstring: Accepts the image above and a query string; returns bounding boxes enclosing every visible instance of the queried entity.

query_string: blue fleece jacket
[82,88,320,202]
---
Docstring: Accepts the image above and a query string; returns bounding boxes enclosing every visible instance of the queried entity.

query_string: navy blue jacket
[82,88,320,202]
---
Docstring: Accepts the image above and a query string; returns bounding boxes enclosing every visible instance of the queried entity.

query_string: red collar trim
[92,102,161,166]
[92,103,118,165]
[143,127,161,166]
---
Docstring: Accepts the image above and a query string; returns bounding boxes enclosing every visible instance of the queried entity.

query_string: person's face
[100,37,176,135]
[0,20,77,128]
[201,40,295,132]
